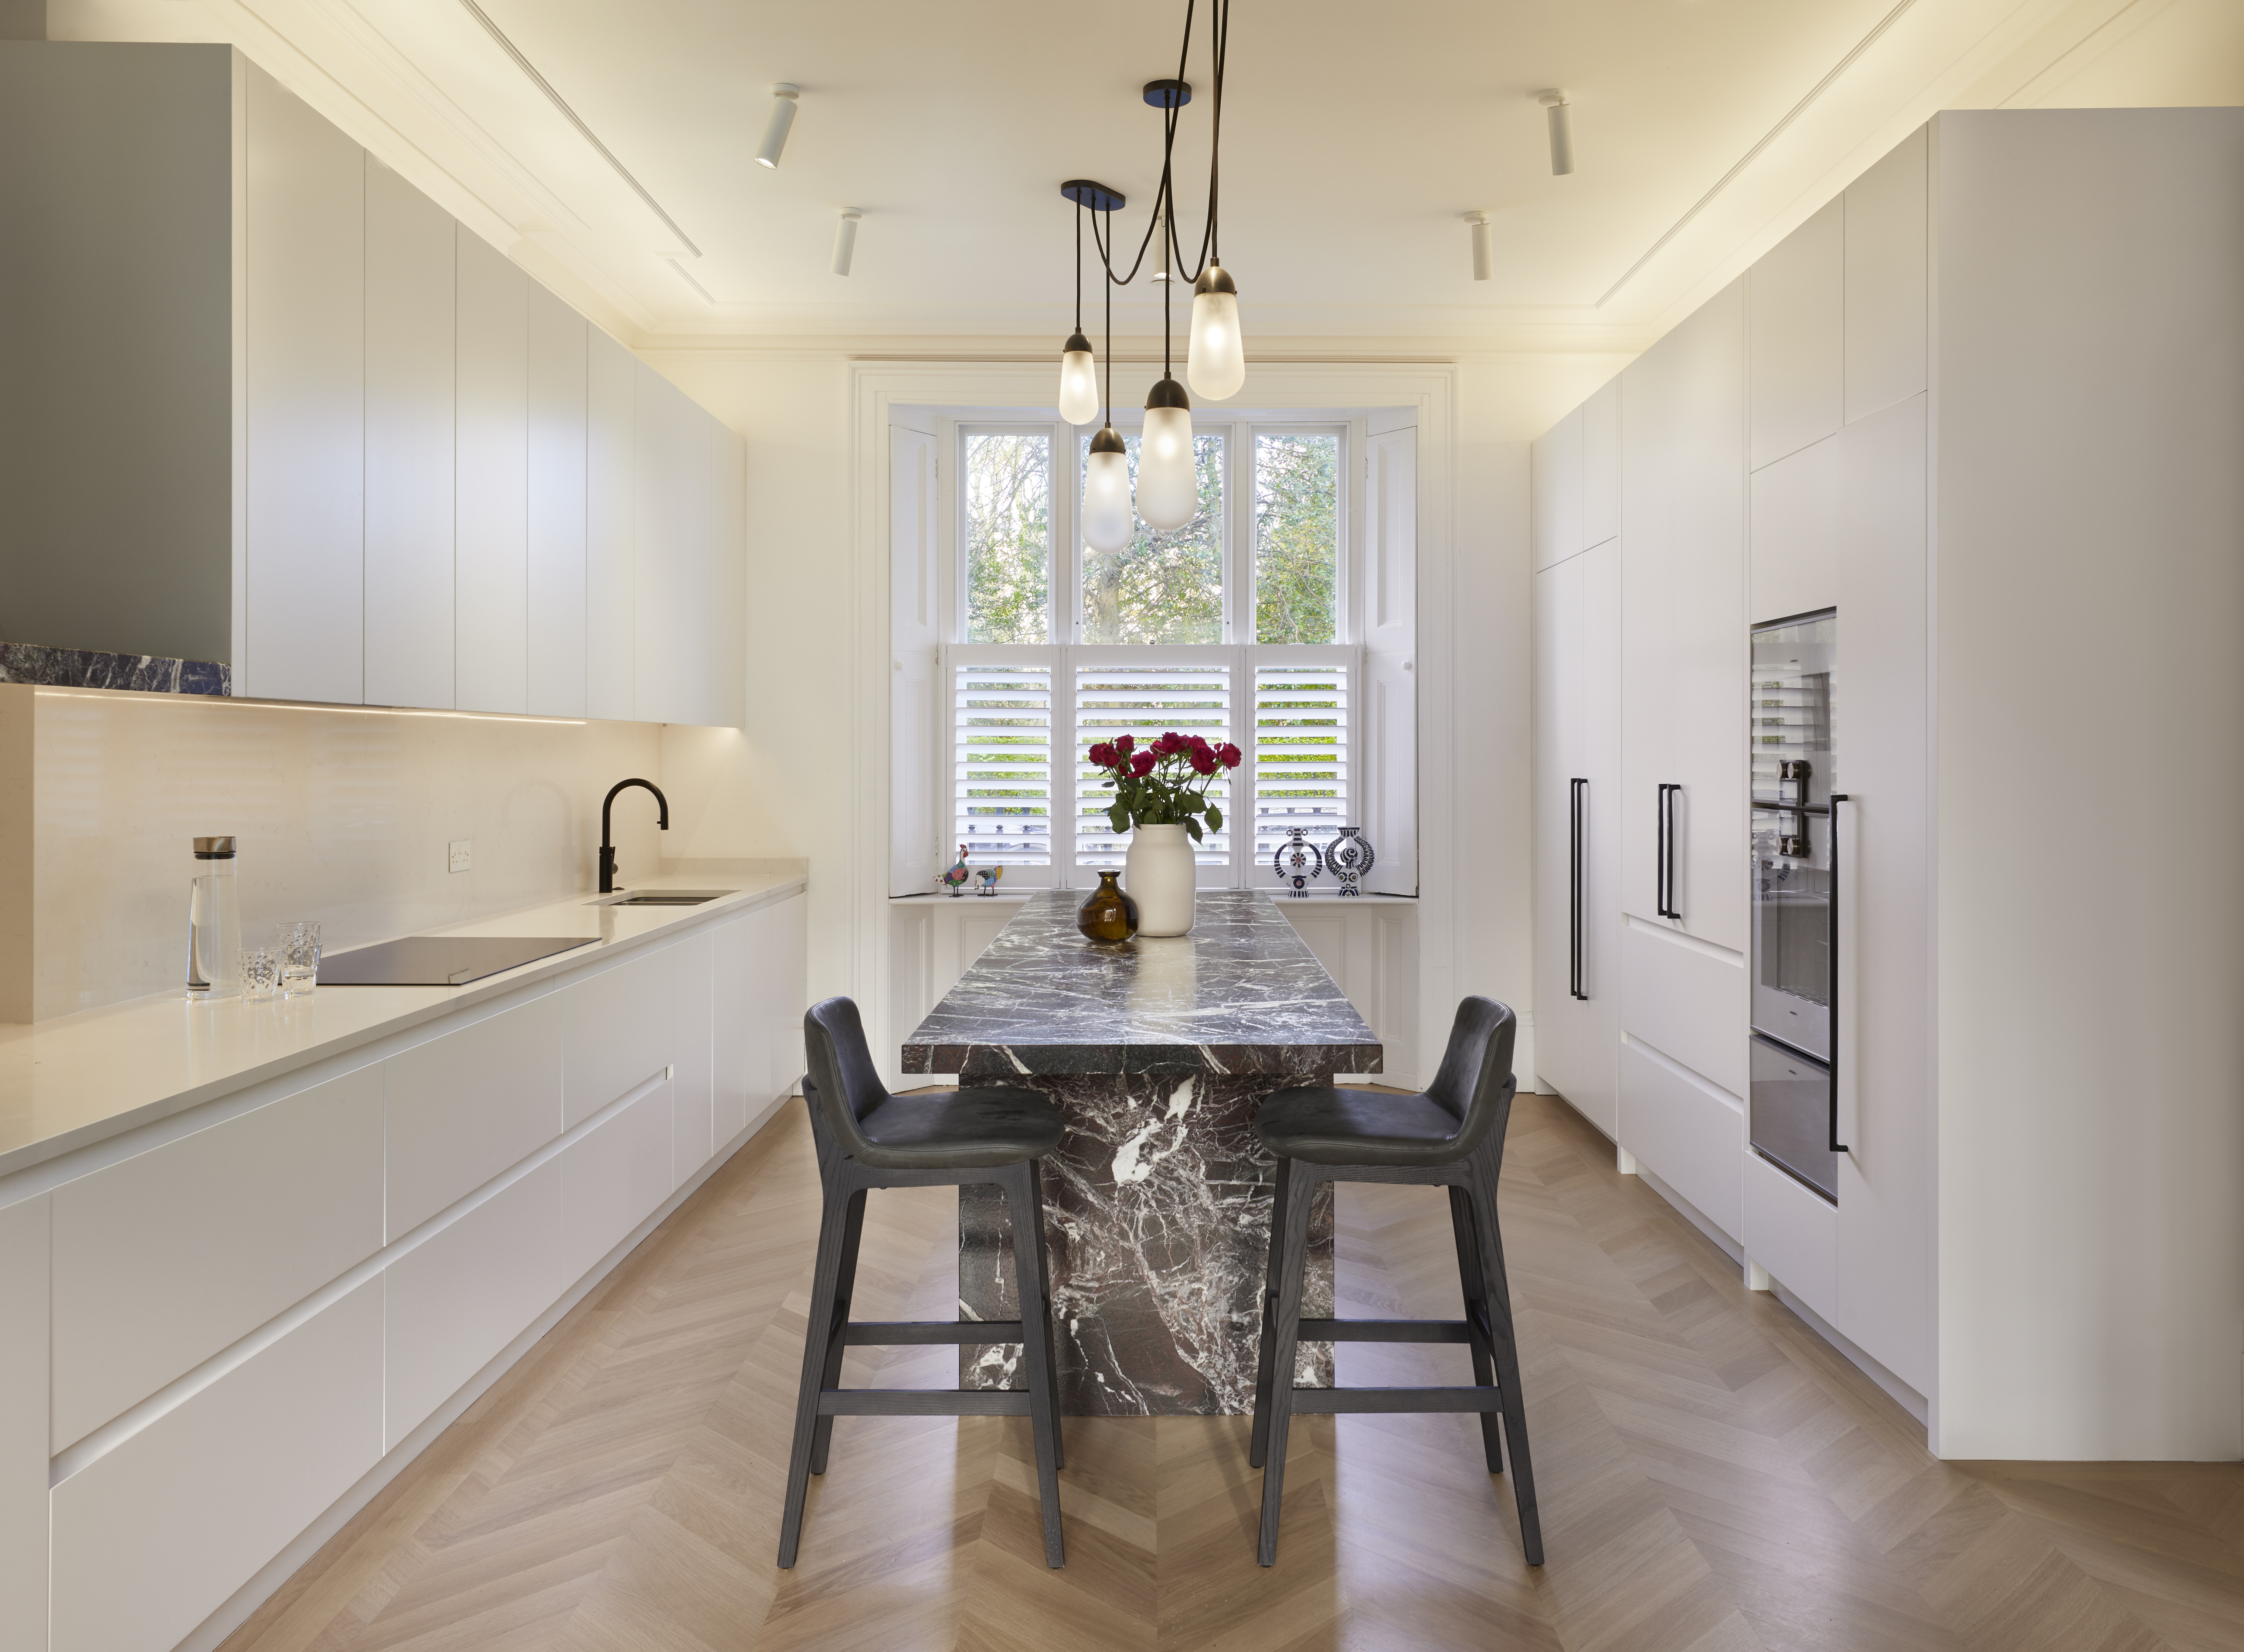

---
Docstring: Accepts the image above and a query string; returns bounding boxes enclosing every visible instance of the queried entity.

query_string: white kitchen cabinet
[1530,404,1583,572]
[382,1159,565,1449]
[560,948,675,1128]
[455,228,531,715]
[1582,378,1619,549]
[0,1196,49,1652]
[759,892,810,1100]
[384,995,563,1237]
[1742,1147,1836,1312]
[242,59,364,706]
[1618,279,1749,954]
[526,282,589,719]
[1618,1038,1741,1240]
[1844,126,1927,426]
[49,1277,383,1652]
[587,327,639,721]
[634,363,715,726]
[712,425,748,729]
[1749,198,1842,472]
[361,157,455,711]
[713,912,754,1143]
[48,1063,383,1453]
[1619,922,1746,1103]
[672,930,716,1182]
[1748,434,1839,624]
[561,1078,676,1286]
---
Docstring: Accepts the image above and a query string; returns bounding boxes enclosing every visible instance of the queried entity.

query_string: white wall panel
[890,424,940,893]
[384,995,563,1237]
[49,1278,383,1652]
[1750,198,1843,471]
[382,1159,564,1448]
[0,1196,48,1652]
[1582,378,1620,549]
[713,912,752,1142]
[1619,1037,1742,1242]
[763,892,809,1099]
[361,159,455,711]
[50,1063,383,1452]
[561,1079,675,1285]
[1361,425,1418,894]
[527,282,589,719]
[672,930,715,1182]
[560,948,674,1127]
[455,230,530,714]
[586,328,637,721]
[1530,405,1583,571]
[1845,125,1928,426]
[1749,434,1839,624]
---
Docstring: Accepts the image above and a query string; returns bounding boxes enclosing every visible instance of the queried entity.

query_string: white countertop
[0,868,808,1182]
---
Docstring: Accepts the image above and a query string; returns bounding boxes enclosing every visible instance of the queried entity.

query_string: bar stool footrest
[1291,1385,1506,1415]
[839,1320,1025,1346]
[816,1389,1035,1417]
[1295,1317,1472,1344]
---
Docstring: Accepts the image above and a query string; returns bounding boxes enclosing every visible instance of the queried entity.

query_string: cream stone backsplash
[13,687,669,1021]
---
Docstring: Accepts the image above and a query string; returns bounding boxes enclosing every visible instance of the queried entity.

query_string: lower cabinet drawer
[1742,1149,1838,1318]
[49,1278,383,1652]
[382,1162,567,1450]
[560,1079,674,1286]
[1620,919,1747,1099]
[1619,1037,1744,1241]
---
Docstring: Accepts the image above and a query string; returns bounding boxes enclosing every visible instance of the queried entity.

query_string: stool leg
[1257,1157,1317,1566]
[1004,1162,1066,1567]
[1247,1153,1294,1471]
[778,1165,857,1568]
[808,1186,868,1476]
[1024,1158,1065,1472]
[1446,1184,1505,1474]
[1467,1152,1543,1566]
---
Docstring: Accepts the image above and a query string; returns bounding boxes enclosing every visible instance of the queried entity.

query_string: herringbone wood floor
[221,1092,2244,1652]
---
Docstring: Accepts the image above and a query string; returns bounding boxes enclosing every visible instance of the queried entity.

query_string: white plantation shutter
[1072,650,1234,870]
[1252,650,1352,872]
[949,653,1055,874]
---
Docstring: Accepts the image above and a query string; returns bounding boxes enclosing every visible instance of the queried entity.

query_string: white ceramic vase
[1123,823,1197,937]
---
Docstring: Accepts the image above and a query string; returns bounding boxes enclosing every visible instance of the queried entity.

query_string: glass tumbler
[240,946,281,1002]
[277,922,322,997]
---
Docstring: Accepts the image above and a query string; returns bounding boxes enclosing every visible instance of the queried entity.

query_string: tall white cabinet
[1531,108,2244,1460]
[0,42,745,727]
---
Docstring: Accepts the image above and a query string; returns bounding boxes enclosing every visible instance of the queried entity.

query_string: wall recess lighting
[756,82,799,169]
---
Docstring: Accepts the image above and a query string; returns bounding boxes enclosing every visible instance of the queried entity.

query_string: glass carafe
[187,835,242,999]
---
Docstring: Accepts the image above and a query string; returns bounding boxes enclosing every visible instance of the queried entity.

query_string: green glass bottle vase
[1075,869,1139,943]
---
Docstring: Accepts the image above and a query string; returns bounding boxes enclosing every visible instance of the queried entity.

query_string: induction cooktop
[318,935,598,987]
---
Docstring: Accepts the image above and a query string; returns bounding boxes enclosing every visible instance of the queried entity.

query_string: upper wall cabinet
[0,42,744,727]
[1750,198,1843,471]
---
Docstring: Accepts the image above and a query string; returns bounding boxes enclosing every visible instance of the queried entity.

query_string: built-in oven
[1748,610,1841,1202]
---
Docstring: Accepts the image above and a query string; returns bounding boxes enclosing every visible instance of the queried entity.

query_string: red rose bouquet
[1086,731,1244,844]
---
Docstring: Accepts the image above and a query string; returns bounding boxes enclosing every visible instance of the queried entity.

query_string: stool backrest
[803,996,894,1162]
[1423,996,1519,1158]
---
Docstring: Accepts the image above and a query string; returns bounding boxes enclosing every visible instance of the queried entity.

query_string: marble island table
[901,890,1382,1414]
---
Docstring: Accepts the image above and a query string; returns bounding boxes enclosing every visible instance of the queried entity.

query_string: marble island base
[959,1070,1333,1414]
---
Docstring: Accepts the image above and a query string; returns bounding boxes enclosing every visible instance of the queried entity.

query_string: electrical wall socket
[448,839,472,874]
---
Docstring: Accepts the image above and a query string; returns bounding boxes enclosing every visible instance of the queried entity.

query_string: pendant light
[1057,198,1099,425]
[1137,241,1197,532]
[1187,265,1242,399]
[1082,209,1132,553]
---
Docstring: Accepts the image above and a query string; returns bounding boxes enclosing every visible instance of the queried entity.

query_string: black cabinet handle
[1829,793,1850,1155]
[1569,779,1587,999]
[1656,783,1682,920]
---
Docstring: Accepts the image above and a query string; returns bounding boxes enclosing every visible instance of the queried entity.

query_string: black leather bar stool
[778,996,1068,1568]
[1247,995,1543,1567]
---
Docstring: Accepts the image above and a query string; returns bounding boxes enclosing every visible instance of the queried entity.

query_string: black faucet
[600,778,669,894]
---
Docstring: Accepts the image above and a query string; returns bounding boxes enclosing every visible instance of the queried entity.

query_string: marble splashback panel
[13,686,667,1020]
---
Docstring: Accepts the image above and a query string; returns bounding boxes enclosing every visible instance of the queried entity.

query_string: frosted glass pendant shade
[1136,381,1197,531]
[1058,333,1099,425]
[1187,265,1245,401]
[1084,428,1132,552]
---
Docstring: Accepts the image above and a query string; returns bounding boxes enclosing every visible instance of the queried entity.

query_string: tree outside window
[1254,433,1339,644]
[965,432,1051,644]
[1078,433,1224,644]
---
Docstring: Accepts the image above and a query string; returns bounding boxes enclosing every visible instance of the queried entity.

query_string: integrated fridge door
[1750,1033,1837,1202]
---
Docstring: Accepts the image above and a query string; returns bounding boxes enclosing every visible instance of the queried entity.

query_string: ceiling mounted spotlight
[1540,90,1574,177]
[832,209,860,277]
[1466,212,1493,282]
[755,82,799,169]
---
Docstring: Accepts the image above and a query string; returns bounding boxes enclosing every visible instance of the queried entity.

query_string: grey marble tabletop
[901,890,1382,1077]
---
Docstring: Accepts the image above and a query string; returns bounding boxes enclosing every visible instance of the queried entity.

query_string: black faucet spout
[599,778,670,894]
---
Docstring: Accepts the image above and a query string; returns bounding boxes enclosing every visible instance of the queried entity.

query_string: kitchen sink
[602,889,735,906]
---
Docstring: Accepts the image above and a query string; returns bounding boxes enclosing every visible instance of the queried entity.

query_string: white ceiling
[55,0,2244,350]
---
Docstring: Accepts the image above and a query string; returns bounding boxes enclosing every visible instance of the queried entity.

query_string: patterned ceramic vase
[1272,827,1324,896]
[1325,825,1375,896]
[1076,869,1139,942]
[1124,824,1197,936]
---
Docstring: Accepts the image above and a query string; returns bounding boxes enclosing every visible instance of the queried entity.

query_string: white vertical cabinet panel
[0,1196,48,1652]
[48,1277,383,1652]
[1749,198,1843,471]
[1749,434,1839,624]
[455,231,530,714]
[560,948,674,1127]
[586,328,637,721]
[384,995,563,1237]
[713,913,752,1143]
[1530,405,1583,571]
[1618,1038,1742,1241]
[1844,125,1928,426]
[561,1078,675,1285]
[1531,556,1588,1101]
[765,892,809,1099]
[672,930,715,1183]
[1834,392,1932,1394]
[1361,425,1417,894]
[527,283,589,719]
[242,63,363,705]
[1618,280,1748,952]
[361,160,455,711]
[1582,378,1620,549]
[49,1064,383,1453]
[890,424,939,893]
[382,1159,564,1449]
[1576,539,1623,1131]
[633,363,693,725]
[711,425,747,728]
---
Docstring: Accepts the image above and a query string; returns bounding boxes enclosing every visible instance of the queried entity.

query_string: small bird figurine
[976,865,1004,897]
[940,845,971,896]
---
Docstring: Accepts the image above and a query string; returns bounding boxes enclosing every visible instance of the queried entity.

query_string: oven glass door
[1750,611,1835,1062]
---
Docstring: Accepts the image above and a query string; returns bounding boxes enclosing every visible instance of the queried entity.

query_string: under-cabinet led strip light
[33,689,587,726]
